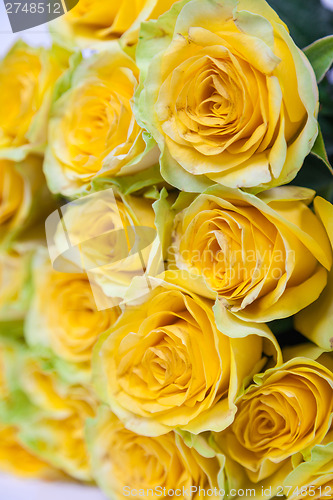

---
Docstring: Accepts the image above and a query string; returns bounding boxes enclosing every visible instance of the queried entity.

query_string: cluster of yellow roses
[0,0,333,498]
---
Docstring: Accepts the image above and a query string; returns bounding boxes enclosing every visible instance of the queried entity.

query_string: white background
[0,474,107,500]
[0,0,52,54]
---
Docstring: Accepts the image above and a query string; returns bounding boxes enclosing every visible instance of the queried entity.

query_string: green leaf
[311,125,333,173]
[304,35,333,83]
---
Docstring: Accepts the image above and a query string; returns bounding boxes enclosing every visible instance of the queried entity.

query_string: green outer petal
[160,145,214,194]
[91,161,164,196]
[284,441,333,494]
[136,0,190,82]
[177,430,218,459]
[50,51,83,104]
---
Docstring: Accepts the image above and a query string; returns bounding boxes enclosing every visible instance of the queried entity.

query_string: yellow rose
[53,0,178,48]
[19,356,96,480]
[93,279,280,436]
[295,197,333,350]
[49,188,161,304]
[0,341,63,480]
[0,156,57,248]
[0,423,63,479]
[167,185,332,322]
[0,41,66,159]
[135,0,318,192]
[25,249,120,370]
[282,442,333,500]
[44,46,158,196]
[216,358,333,483]
[88,407,222,500]
[271,348,333,499]
[0,151,53,320]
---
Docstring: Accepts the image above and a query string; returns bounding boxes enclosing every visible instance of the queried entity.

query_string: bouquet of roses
[0,0,333,498]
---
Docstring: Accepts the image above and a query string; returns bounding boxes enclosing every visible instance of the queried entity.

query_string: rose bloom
[283,441,333,500]
[274,348,333,500]
[217,358,333,483]
[0,41,66,158]
[0,423,63,479]
[54,0,178,48]
[25,249,120,370]
[0,341,62,480]
[0,156,57,247]
[88,407,221,500]
[169,185,332,322]
[19,356,96,480]
[93,280,280,436]
[136,0,318,192]
[44,46,158,197]
[295,197,333,350]
[51,189,160,302]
